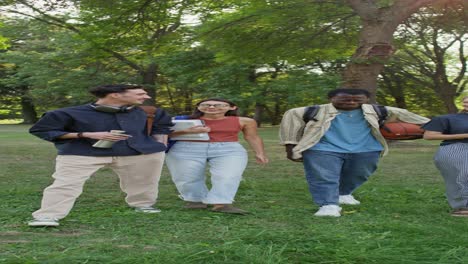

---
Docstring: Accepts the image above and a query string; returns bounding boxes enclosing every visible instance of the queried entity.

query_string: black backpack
[302,104,388,127]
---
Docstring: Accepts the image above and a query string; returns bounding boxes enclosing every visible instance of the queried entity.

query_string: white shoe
[134,206,161,213]
[314,205,342,217]
[28,217,59,227]
[339,195,361,205]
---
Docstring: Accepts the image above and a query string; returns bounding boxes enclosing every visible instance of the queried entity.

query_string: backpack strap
[139,106,158,135]
[371,104,388,127]
[302,105,320,123]
[302,104,388,127]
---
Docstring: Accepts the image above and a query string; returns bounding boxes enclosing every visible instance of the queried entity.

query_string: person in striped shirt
[423,96,468,217]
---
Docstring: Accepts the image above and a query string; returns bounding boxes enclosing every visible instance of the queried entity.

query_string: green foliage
[77,1,189,56]
[157,48,340,116]
[0,0,465,121]
[0,19,136,111]
[379,3,467,114]
[0,22,8,49]
[198,0,358,64]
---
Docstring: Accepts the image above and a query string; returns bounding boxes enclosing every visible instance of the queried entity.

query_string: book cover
[170,119,210,141]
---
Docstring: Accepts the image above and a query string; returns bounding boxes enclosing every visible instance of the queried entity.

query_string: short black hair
[327,88,371,98]
[89,84,144,98]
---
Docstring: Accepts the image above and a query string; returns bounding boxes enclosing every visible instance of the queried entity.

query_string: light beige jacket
[279,103,430,159]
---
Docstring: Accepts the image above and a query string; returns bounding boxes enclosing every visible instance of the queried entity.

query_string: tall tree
[198,0,465,102]
[0,0,226,104]
[396,4,466,113]
[0,17,140,120]
[198,1,351,123]
[342,0,464,101]
[377,2,467,114]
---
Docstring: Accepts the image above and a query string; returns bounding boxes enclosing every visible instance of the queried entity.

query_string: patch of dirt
[0,240,30,244]
[116,245,134,248]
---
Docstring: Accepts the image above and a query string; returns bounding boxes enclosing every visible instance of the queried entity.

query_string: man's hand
[68,132,132,141]
[285,144,302,162]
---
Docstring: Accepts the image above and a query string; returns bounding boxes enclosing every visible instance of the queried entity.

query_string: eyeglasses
[198,103,230,108]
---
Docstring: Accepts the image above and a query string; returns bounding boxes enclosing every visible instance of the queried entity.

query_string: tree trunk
[20,95,38,124]
[164,83,177,111]
[342,0,437,102]
[440,96,459,113]
[263,98,282,126]
[248,67,263,127]
[342,23,397,103]
[254,103,263,127]
[380,70,407,108]
[272,100,281,125]
[183,91,193,114]
[436,84,459,113]
[141,63,158,105]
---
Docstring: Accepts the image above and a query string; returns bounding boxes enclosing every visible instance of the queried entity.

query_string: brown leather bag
[138,106,158,135]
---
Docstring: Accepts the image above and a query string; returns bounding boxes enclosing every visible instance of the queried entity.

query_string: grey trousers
[434,143,468,209]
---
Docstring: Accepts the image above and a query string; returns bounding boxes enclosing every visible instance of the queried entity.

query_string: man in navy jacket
[28,84,173,227]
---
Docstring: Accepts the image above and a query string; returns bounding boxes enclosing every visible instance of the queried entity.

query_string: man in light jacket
[279,88,429,217]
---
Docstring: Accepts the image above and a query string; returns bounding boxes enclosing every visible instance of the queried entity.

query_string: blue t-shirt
[311,109,383,153]
[422,113,468,146]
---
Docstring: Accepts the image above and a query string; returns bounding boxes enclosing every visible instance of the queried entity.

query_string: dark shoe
[211,205,249,215]
[184,202,208,209]
[451,208,468,217]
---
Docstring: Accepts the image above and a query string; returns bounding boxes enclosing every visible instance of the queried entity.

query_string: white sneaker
[28,217,59,227]
[339,195,361,205]
[314,205,342,217]
[134,206,161,213]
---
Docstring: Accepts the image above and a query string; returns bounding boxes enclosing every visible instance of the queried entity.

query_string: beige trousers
[32,152,165,219]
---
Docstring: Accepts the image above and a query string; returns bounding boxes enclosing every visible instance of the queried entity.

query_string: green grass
[0,125,467,264]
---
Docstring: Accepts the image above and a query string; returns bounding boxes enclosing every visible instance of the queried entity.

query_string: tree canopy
[0,0,466,123]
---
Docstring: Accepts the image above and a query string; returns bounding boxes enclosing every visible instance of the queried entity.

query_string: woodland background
[0,0,466,125]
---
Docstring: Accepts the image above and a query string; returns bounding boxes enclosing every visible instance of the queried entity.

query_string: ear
[108,93,121,99]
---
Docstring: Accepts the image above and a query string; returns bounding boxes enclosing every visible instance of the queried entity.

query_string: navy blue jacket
[29,104,173,156]
[422,113,468,146]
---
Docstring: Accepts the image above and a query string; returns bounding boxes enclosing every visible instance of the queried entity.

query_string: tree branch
[345,0,379,20]
[453,37,467,86]
[8,0,144,73]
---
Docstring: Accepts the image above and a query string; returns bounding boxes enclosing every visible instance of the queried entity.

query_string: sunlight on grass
[0,125,467,263]
[0,119,23,124]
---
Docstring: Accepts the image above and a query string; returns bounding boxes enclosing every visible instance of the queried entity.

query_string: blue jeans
[302,150,381,206]
[166,142,248,204]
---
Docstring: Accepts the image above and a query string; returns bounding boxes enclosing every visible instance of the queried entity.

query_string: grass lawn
[0,125,467,263]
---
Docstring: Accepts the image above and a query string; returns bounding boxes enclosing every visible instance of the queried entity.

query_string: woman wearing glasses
[166,98,269,214]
